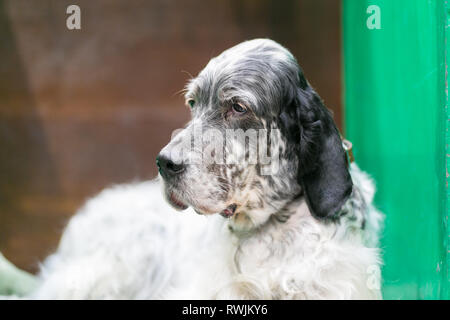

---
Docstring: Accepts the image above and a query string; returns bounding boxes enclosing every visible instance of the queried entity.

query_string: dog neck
[227,191,306,238]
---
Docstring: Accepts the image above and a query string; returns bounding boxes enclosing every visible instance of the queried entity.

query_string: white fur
[30,163,383,300]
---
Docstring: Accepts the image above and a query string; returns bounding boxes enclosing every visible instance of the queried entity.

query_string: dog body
[30,39,383,299]
[32,165,381,299]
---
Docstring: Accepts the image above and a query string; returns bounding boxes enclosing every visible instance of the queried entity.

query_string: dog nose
[156,154,185,179]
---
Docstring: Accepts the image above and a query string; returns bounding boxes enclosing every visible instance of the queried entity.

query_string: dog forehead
[185,39,298,109]
[205,39,292,75]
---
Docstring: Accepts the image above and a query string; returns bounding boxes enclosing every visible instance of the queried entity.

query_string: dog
[30,39,383,299]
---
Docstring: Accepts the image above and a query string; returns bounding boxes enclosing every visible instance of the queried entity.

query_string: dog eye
[232,103,246,114]
[186,99,195,108]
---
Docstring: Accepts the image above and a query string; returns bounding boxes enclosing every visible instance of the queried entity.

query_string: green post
[343,0,449,299]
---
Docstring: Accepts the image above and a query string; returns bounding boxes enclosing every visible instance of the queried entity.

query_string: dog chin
[191,203,219,215]
[164,189,218,214]
[164,190,188,211]
[162,185,232,217]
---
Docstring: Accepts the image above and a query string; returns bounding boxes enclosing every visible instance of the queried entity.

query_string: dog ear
[283,80,353,219]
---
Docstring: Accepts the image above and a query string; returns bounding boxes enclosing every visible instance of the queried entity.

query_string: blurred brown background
[0,0,341,273]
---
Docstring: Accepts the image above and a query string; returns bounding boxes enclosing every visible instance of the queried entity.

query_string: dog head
[157,39,352,232]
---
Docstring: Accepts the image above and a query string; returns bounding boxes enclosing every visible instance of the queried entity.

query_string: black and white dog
[31,39,383,299]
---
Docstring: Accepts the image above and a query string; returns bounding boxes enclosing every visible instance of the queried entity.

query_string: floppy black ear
[290,83,353,219]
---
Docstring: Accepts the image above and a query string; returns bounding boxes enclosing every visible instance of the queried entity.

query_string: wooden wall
[0,0,341,272]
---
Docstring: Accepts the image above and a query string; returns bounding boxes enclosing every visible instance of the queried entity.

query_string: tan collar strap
[340,135,355,165]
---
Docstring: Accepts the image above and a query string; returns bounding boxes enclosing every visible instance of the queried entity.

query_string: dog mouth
[167,191,188,210]
[219,204,237,218]
[165,188,237,218]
